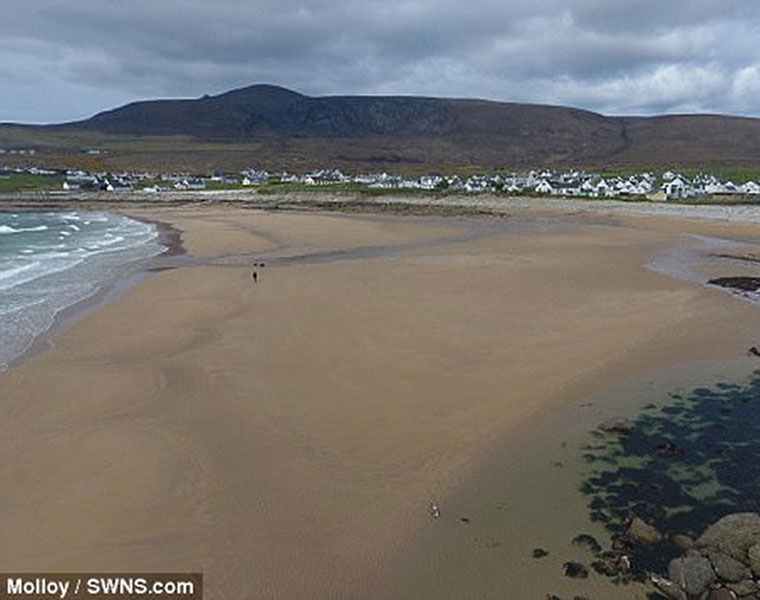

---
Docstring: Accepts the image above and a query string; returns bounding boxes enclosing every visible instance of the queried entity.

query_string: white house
[663,177,690,199]
[534,179,554,195]
[741,181,760,195]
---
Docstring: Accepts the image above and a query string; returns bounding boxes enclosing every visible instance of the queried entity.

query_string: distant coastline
[5,187,760,222]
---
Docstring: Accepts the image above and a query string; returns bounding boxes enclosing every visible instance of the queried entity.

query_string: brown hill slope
[2,84,760,171]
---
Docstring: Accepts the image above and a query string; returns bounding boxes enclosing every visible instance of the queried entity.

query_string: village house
[662,176,691,199]
[741,181,760,195]
[533,179,554,195]
[12,162,760,203]
[241,169,269,185]
[174,178,206,190]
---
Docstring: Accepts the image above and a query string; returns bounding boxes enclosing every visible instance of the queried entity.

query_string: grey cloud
[1,0,759,122]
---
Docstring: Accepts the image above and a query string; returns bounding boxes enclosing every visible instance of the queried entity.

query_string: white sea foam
[0,224,49,234]
[0,211,163,370]
[0,262,41,283]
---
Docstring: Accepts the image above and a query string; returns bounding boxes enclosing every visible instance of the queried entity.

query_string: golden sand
[1,207,759,598]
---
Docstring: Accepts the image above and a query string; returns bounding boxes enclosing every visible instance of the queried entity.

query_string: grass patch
[0,173,62,191]
[204,181,249,191]
[257,181,450,196]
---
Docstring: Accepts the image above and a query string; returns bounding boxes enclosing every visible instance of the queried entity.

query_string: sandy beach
[2,203,760,598]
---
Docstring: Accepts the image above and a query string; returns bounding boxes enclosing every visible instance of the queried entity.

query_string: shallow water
[580,365,760,575]
[387,358,759,599]
[648,232,760,304]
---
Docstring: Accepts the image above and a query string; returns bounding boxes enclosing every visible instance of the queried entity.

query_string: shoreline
[5,189,760,223]
[0,213,186,374]
[0,204,759,598]
[387,354,760,599]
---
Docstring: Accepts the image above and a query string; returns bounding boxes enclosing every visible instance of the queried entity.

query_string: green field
[0,173,62,191]
[599,166,760,184]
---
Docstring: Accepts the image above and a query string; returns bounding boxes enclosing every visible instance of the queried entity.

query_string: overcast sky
[2,0,759,123]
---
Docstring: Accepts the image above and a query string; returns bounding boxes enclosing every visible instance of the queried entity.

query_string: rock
[563,562,589,579]
[651,574,688,600]
[599,418,637,434]
[749,346,760,357]
[726,580,758,596]
[656,441,685,457]
[749,543,760,576]
[672,534,695,551]
[533,548,549,558]
[668,553,717,597]
[628,516,663,545]
[709,277,760,293]
[571,533,602,553]
[696,513,760,563]
[611,532,634,552]
[590,559,617,577]
[708,551,752,582]
[590,551,630,577]
[708,588,737,600]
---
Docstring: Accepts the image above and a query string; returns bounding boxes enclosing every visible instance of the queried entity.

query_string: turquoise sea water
[0,211,163,370]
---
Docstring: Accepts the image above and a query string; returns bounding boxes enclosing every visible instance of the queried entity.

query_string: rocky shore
[651,512,760,600]
[708,277,760,294]
[551,513,760,599]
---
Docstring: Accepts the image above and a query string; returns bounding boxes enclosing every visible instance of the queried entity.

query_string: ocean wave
[0,211,163,370]
[0,296,46,317]
[0,256,84,293]
[0,225,49,234]
[0,262,41,282]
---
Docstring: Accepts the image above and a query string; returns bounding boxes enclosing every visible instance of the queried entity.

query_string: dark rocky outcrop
[651,574,688,600]
[707,551,751,582]
[648,513,760,599]
[726,579,758,596]
[668,552,717,596]
[563,562,589,579]
[708,277,760,294]
[598,417,637,434]
[749,543,760,576]
[656,441,685,458]
[571,534,602,553]
[696,513,760,562]
[672,534,696,551]
[627,516,664,545]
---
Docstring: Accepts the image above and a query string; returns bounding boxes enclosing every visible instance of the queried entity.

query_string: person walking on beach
[252,270,258,282]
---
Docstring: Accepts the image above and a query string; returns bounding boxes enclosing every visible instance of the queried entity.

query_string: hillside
[2,84,760,172]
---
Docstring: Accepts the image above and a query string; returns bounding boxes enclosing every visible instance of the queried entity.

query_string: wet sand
[1,207,760,599]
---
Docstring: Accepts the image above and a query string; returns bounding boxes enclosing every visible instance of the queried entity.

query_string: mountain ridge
[4,84,760,171]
